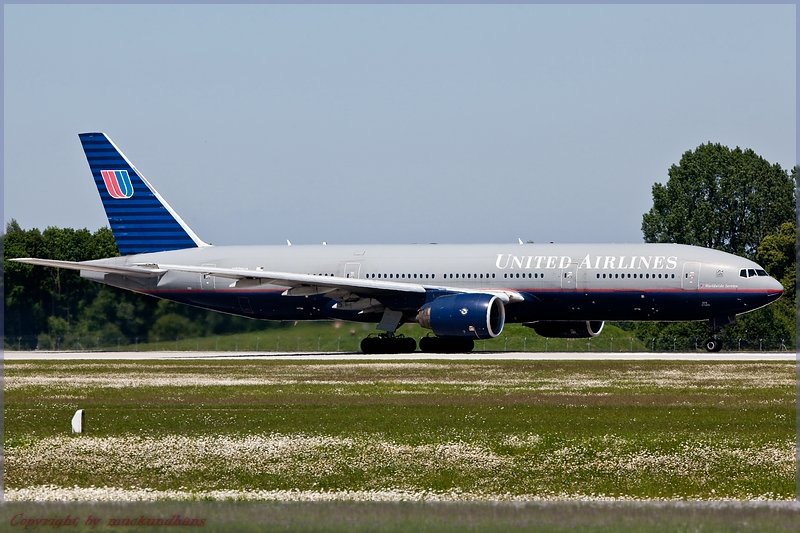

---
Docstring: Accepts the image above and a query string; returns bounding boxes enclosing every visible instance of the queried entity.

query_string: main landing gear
[419,336,475,354]
[359,335,477,354]
[360,309,417,354]
[359,309,476,354]
[360,334,417,354]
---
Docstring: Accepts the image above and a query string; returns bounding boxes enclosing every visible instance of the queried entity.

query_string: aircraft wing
[11,258,523,307]
[155,263,427,296]
[10,258,165,278]
[152,263,524,303]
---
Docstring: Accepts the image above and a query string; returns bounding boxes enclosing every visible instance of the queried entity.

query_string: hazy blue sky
[4,4,796,246]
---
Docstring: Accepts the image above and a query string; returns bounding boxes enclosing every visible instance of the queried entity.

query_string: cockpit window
[741,268,769,278]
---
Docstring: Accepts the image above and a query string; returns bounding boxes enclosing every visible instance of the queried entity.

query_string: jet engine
[416,294,505,339]
[525,320,605,338]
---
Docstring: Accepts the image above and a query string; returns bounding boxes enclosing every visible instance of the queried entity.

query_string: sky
[3,4,796,246]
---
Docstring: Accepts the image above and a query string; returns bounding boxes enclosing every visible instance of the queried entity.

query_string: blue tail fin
[79,132,208,255]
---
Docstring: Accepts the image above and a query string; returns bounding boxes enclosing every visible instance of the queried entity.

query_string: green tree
[755,220,796,288]
[149,308,202,342]
[637,150,796,350]
[4,221,286,348]
[3,221,121,347]
[726,219,799,349]
[642,144,794,259]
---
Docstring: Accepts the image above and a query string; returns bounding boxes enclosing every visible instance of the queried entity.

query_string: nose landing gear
[704,315,734,352]
[703,338,723,352]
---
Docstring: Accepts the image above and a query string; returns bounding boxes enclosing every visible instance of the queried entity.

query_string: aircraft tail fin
[78,132,208,255]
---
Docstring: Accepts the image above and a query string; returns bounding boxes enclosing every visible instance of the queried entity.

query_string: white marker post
[71,409,84,434]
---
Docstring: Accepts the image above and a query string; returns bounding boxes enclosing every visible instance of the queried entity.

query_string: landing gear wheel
[402,336,417,352]
[704,338,723,353]
[419,336,475,354]
[419,336,435,353]
[360,337,379,354]
[360,335,417,354]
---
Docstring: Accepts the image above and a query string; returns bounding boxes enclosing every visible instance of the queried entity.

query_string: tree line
[3,143,796,350]
[2,221,279,349]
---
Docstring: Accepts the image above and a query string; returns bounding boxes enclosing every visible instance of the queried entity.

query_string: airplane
[12,133,784,353]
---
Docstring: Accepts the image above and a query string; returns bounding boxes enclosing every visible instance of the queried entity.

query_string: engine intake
[525,320,605,338]
[416,293,505,339]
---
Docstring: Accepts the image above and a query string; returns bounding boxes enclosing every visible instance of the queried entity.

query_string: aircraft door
[682,262,700,290]
[561,263,578,290]
[201,264,216,289]
[343,262,362,279]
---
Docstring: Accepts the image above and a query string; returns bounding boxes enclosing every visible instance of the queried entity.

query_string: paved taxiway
[3,351,794,361]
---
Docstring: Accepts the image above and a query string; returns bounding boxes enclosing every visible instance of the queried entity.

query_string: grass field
[65,322,652,353]
[4,358,794,504]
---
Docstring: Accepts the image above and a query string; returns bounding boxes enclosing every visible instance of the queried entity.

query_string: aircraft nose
[767,276,784,297]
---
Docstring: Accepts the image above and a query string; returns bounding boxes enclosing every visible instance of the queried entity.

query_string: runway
[3,350,795,361]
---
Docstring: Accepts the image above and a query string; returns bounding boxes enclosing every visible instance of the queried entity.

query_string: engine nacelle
[416,294,505,339]
[525,320,605,338]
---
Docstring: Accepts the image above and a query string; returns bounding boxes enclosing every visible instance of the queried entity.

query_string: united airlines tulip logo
[101,170,134,199]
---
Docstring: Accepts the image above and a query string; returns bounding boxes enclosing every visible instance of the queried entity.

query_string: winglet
[78,132,209,255]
